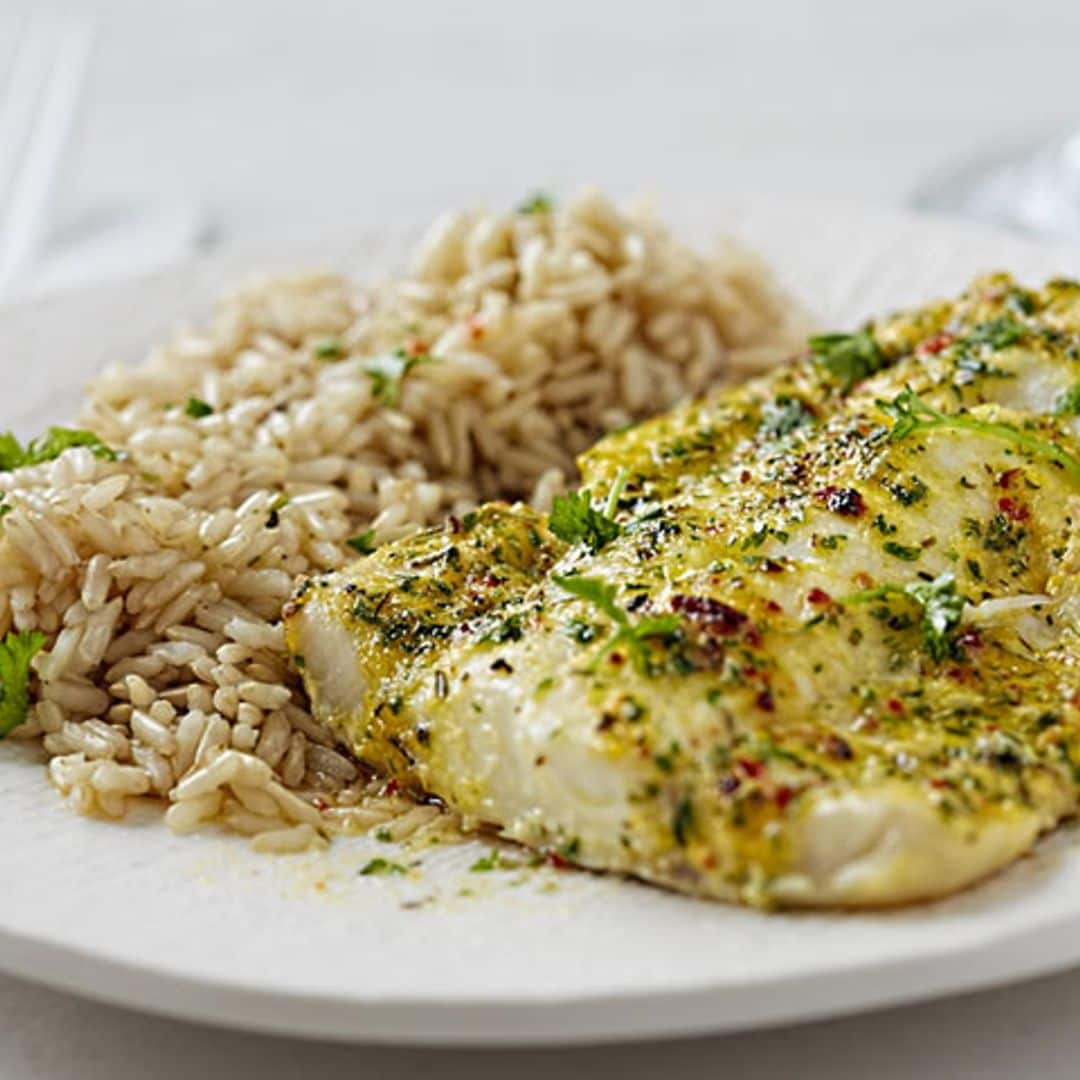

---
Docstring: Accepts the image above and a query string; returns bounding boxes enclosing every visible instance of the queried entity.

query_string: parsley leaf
[364,348,432,407]
[359,858,408,876]
[548,469,628,552]
[184,397,214,418]
[758,395,815,440]
[346,530,376,555]
[552,573,681,675]
[845,572,964,662]
[879,387,1080,483]
[808,331,886,392]
[517,192,554,214]
[0,630,46,739]
[0,428,116,472]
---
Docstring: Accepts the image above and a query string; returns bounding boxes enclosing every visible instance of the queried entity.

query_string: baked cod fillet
[286,274,1080,907]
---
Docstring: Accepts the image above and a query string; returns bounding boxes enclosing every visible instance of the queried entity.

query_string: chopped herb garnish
[314,337,345,359]
[1053,383,1080,417]
[184,397,214,418]
[808,330,886,392]
[758,395,815,440]
[470,849,525,872]
[673,797,694,846]
[966,317,1026,350]
[548,469,627,552]
[347,530,376,555]
[845,572,964,662]
[880,387,1080,483]
[0,428,116,471]
[517,192,554,214]
[883,540,922,561]
[365,348,432,407]
[359,857,408,876]
[0,630,46,739]
[552,574,681,675]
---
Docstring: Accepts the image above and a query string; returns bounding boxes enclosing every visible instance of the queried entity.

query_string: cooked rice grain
[0,189,807,853]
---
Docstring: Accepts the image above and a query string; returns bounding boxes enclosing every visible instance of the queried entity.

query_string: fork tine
[0,13,95,299]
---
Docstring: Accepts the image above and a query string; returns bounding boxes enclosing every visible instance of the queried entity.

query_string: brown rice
[0,188,808,851]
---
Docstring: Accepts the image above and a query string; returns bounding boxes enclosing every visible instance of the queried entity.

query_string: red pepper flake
[918,331,955,355]
[807,587,832,606]
[760,558,784,574]
[853,572,873,591]
[1071,690,1080,709]
[997,497,1029,522]
[405,338,428,357]
[383,778,401,797]
[996,468,1021,489]
[739,470,752,483]
[737,758,764,779]
[755,689,775,712]
[466,317,485,341]
[671,594,748,636]
[986,723,1000,732]
[929,777,951,790]
[956,626,983,650]
[608,651,626,667]
[814,486,866,517]
[744,626,763,649]
[774,785,795,810]
[765,599,783,613]
[823,733,853,760]
[313,796,329,811]
[702,853,719,870]
[886,697,905,715]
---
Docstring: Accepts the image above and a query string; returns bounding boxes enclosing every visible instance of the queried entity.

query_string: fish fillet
[285,273,1080,907]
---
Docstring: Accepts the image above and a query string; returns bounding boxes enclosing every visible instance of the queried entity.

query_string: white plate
[3,197,1080,1047]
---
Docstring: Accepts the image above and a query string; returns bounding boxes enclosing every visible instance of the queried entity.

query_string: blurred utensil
[0,11,96,300]
[912,131,1080,242]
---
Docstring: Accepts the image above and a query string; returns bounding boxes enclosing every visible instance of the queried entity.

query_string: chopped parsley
[758,395,815,440]
[845,572,964,662]
[880,387,1080,483]
[883,540,922,561]
[346,530,377,555]
[364,348,432,407]
[966,317,1026,350]
[0,428,116,471]
[517,192,554,214]
[1053,383,1080,417]
[673,797,694,846]
[548,468,627,552]
[0,630,46,739]
[359,857,408,876]
[314,337,345,360]
[808,330,886,392]
[469,849,525,872]
[552,573,681,675]
[184,397,214,418]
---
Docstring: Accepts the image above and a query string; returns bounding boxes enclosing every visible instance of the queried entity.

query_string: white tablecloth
[6,0,1080,1074]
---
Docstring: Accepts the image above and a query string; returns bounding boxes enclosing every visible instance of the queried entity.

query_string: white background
[5,0,1080,1076]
